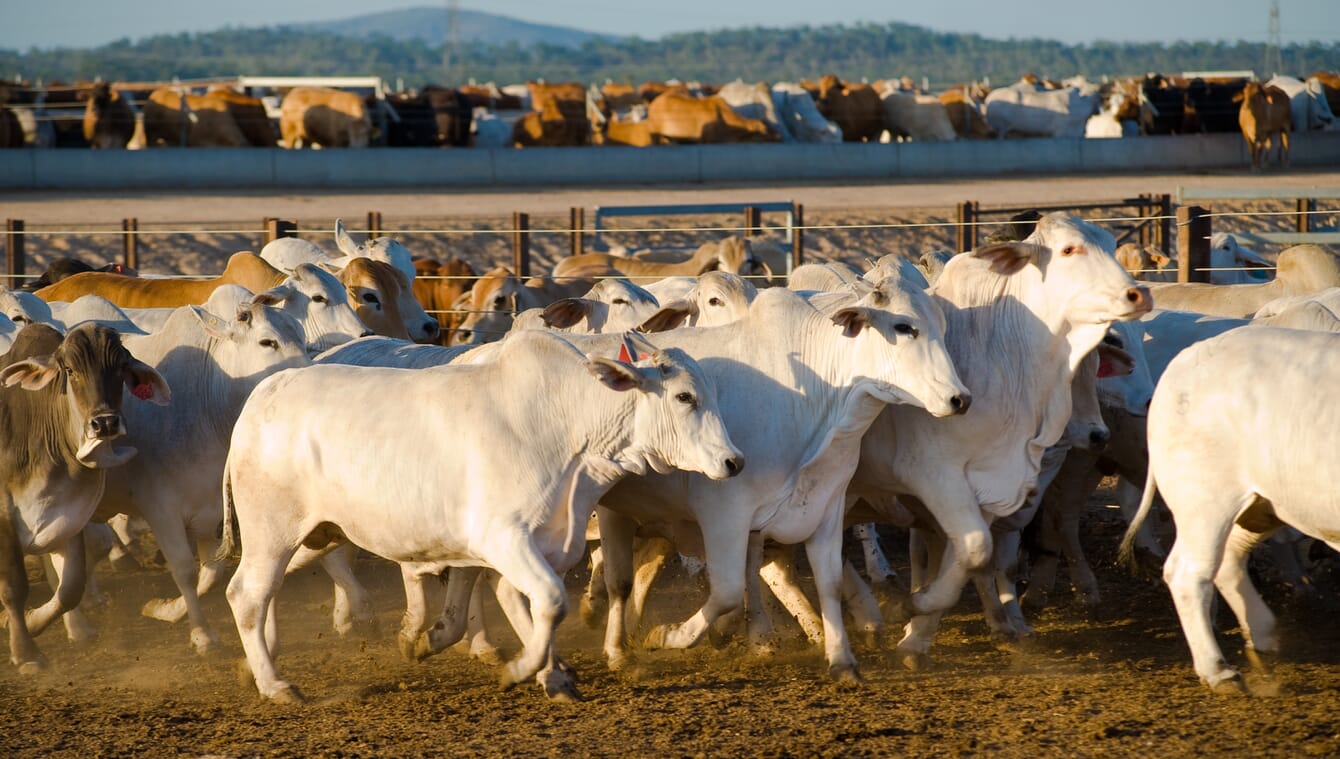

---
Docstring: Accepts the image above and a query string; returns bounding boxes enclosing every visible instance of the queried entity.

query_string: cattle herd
[1,70,1337,166]
[4,205,1340,710]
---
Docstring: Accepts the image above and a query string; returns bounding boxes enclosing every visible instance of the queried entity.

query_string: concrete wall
[2,132,1338,190]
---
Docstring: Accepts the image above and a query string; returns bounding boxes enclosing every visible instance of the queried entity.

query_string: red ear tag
[639,353,650,361]
[618,344,633,363]
[132,383,154,400]
[1096,359,1117,379]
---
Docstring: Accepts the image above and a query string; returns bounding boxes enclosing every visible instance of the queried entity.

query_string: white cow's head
[823,264,970,418]
[0,287,55,328]
[536,278,661,335]
[190,302,310,405]
[589,333,743,481]
[640,271,758,332]
[333,218,417,284]
[1020,213,1153,328]
[250,263,373,355]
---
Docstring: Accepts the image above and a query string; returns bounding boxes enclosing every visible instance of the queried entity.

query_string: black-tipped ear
[541,298,591,329]
[831,307,869,338]
[971,242,1046,276]
[584,357,644,392]
[638,302,692,333]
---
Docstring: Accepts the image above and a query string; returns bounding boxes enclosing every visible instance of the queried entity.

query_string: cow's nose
[724,455,745,477]
[1126,286,1152,310]
[359,330,375,338]
[950,393,972,415]
[90,413,121,438]
[423,321,441,338]
[1089,428,1110,449]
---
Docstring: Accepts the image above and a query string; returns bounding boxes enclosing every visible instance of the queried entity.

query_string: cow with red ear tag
[0,323,169,674]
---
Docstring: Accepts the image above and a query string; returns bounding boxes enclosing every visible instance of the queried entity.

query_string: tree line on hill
[2,22,1336,90]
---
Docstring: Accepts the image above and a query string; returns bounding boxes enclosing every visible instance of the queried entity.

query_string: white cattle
[880,89,957,142]
[718,80,789,142]
[0,312,18,353]
[1208,233,1273,285]
[641,271,758,331]
[510,278,661,335]
[984,82,1100,138]
[471,109,512,149]
[221,329,743,703]
[842,213,1151,669]
[45,295,146,335]
[1084,90,1138,138]
[0,288,54,327]
[1122,327,1340,692]
[1267,75,1335,132]
[50,303,311,653]
[592,272,970,681]
[259,218,417,286]
[772,83,843,143]
[1149,244,1340,317]
[786,262,864,292]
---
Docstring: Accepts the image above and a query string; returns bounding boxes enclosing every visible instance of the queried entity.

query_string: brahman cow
[590,274,970,681]
[260,218,418,285]
[939,87,995,139]
[1238,81,1292,169]
[142,88,249,148]
[880,88,957,142]
[412,257,479,336]
[771,83,843,143]
[984,80,1100,138]
[221,330,743,702]
[1122,327,1340,693]
[34,252,288,308]
[510,278,662,335]
[0,323,169,673]
[842,214,1150,670]
[82,83,135,150]
[1148,244,1340,317]
[279,86,372,148]
[448,268,596,346]
[202,87,277,147]
[45,303,310,654]
[551,236,771,285]
[644,91,778,144]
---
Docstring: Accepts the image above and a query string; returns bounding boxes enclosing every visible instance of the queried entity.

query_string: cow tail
[1118,466,1158,572]
[216,457,239,562]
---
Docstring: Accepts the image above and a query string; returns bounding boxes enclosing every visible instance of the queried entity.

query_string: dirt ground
[3,172,1340,757]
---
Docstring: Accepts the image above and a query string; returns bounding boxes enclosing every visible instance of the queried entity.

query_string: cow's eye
[493,296,506,308]
[11,315,26,323]
[260,338,279,350]
[612,298,629,306]
[363,293,381,307]
[894,323,918,337]
[1061,245,1080,257]
[312,294,328,304]
[708,297,723,307]
[675,391,696,407]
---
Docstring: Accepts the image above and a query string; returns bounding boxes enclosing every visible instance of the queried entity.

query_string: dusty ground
[4,492,1340,758]
[3,173,1340,757]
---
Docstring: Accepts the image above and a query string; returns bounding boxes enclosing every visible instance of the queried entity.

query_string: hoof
[397,633,419,662]
[643,625,669,650]
[235,658,256,688]
[898,649,933,672]
[828,663,865,688]
[66,623,98,646]
[606,650,634,673]
[1207,672,1247,696]
[142,597,186,624]
[190,628,219,656]
[17,657,48,676]
[469,639,504,666]
[749,638,779,658]
[266,684,307,705]
[1244,647,1278,676]
[542,669,582,702]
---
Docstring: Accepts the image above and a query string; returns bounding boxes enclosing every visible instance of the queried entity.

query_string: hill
[297,6,617,48]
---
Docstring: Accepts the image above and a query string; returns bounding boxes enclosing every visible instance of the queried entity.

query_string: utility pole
[1264,0,1282,79]
[443,0,461,85]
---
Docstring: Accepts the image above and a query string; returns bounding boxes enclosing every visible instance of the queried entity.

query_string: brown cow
[512,90,591,147]
[82,83,135,149]
[1238,81,1292,170]
[450,267,595,345]
[279,87,372,149]
[142,88,249,147]
[0,106,22,148]
[205,87,276,147]
[413,257,479,338]
[600,82,642,112]
[551,236,770,285]
[816,74,884,142]
[338,257,440,344]
[1310,71,1340,117]
[644,91,777,144]
[34,252,289,308]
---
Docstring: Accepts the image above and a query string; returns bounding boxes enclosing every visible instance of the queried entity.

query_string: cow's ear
[125,360,171,405]
[189,305,235,340]
[971,242,1045,276]
[1151,252,1173,267]
[831,307,872,338]
[638,301,692,333]
[1096,343,1135,378]
[0,355,59,390]
[334,219,360,256]
[584,357,644,392]
[251,284,293,308]
[541,298,591,329]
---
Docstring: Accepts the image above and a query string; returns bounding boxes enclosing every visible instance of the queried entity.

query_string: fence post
[5,219,24,289]
[367,211,382,236]
[956,201,977,252]
[1158,193,1172,253]
[569,207,584,258]
[264,218,297,244]
[1296,198,1314,234]
[512,211,530,278]
[744,205,762,237]
[122,218,139,270]
[792,203,805,271]
[1136,194,1151,248]
[1177,205,1211,284]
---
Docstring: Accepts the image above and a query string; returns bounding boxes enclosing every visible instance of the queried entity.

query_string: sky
[4,0,1337,51]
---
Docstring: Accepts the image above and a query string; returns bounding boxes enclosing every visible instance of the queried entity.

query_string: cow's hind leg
[226,543,302,703]
[140,514,218,654]
[141,537,225,625]
[1216,520,1280,683]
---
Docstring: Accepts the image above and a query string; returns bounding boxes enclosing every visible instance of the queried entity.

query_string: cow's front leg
[1,518,44,674]
[644,514,748,652]
[805,506,861,684]
[35,535,96,644]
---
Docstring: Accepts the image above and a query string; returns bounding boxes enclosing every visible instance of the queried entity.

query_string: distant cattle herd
[0,70,1337,166]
